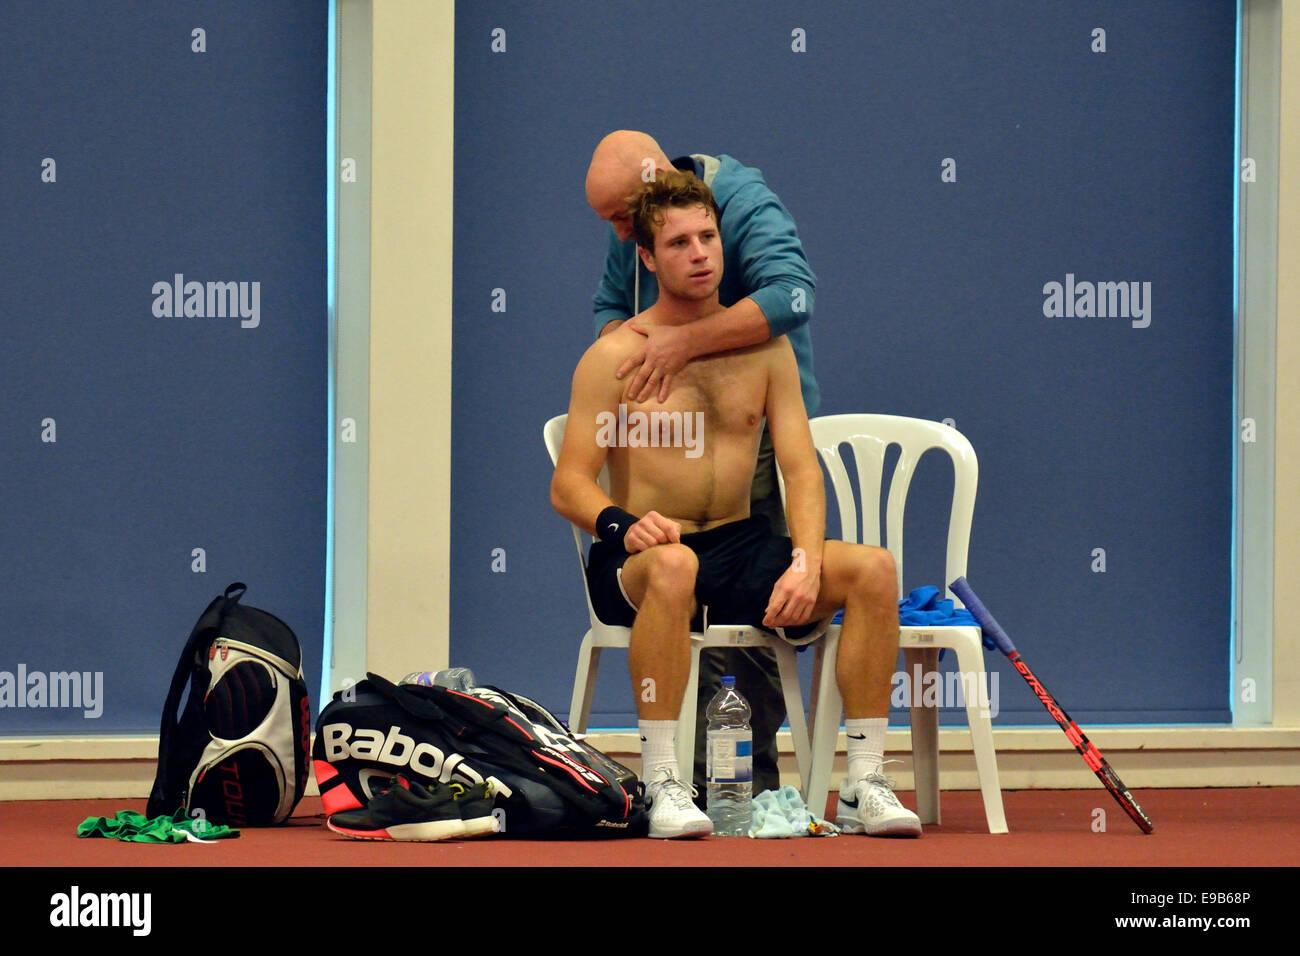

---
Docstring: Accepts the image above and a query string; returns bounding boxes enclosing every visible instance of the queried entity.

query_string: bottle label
[706,730,752,783]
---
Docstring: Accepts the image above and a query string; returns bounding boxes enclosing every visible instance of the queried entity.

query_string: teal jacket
[591,154,821,415]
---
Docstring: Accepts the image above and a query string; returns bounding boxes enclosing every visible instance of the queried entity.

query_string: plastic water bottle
[705,676,753,836]
[401,667,476,691]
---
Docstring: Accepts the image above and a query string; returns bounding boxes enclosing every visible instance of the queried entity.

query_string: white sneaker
[645,768,713,839]
[836,772,922,837]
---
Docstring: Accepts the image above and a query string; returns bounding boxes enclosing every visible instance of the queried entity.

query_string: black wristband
[596,506,640,551]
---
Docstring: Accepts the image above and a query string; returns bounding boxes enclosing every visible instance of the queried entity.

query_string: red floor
[5,786,1297,867]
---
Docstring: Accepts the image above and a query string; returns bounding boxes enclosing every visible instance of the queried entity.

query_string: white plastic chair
[544,414,813,789]
[800,414,1008,833]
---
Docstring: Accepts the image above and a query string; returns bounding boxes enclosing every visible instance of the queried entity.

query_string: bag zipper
[210,637,298,679]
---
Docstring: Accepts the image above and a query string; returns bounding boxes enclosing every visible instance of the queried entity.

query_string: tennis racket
[950,576,1154,834]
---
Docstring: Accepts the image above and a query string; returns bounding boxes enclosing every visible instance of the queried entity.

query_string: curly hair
[627,169,722,251]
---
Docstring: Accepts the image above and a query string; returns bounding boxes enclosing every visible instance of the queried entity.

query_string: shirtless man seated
[550,171,920,839]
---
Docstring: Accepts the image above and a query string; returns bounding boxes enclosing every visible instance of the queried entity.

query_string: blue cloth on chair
[898,586,977,627]
[898,586,982,656]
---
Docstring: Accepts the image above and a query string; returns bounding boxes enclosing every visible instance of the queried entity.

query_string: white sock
[639,720,679,782]
[846,717,887,782]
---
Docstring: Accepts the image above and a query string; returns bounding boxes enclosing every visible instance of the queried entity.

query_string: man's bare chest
[623,351,767,438]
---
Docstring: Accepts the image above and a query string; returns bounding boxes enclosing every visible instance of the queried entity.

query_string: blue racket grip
[949,577,1018,657]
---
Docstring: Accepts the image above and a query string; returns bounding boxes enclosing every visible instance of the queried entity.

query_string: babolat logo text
[322,722,513,798]
[49,886,151,936]
[0,664,103,718]
[151,273,261,328]
[1041,273,1151,328]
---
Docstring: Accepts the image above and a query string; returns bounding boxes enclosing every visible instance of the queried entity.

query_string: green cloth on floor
[77,809,240,843]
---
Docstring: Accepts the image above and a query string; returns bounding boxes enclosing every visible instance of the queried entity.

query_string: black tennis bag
[147,582,311,826]
[313,673,648,837]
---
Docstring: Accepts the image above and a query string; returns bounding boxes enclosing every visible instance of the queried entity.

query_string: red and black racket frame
[950,577,1154,834]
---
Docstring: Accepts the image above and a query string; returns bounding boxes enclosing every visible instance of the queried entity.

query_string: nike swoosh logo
[847,733,867,740]
[608,523,620,532]
[841,793,859,809]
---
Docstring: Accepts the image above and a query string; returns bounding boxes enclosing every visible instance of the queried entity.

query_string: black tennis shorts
[584,514,827,644]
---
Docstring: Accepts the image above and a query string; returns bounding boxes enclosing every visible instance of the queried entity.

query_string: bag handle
[365,672,447,723]
[159,583,245,733]
[364,675,536,746]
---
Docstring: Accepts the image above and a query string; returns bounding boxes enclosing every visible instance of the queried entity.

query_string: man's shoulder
[575,324,639,377]
[710,155,768,190]
[693,153,771,210]
[749,335,797,376]
[747,335,794,361]
[709,335,791,378]
[710,153,760,176]
[711,162,791,241]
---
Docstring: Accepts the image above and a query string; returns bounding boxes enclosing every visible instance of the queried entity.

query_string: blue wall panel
[452,0,1234,727]
[0,1,328,732]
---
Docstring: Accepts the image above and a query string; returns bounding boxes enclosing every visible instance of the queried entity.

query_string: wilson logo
[321,722,513,798]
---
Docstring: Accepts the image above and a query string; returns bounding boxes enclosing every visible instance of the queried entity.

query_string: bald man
[585,131,821,800]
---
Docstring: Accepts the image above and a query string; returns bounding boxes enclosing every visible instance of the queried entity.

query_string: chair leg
[905,647,941,826]
[803,627,842,821]
[773,642,810,791]
[675,638,703,785]
[569,633,600,735]
[951,638,1009,834]
[808,641,826,742]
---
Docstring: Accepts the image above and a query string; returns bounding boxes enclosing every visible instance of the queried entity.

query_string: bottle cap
[722,676,735,686]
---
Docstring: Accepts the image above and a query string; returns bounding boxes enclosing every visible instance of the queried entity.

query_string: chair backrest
[804,414,978,600]
[544,414,608,627]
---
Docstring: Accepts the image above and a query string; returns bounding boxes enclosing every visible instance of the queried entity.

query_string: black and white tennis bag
[147,582,311,826]
[313,673,648,837]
